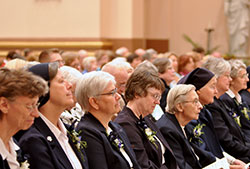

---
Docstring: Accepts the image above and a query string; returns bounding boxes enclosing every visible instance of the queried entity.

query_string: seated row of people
[1,57,250,169]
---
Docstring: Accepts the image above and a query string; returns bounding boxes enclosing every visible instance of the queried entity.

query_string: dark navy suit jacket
[220,93,250,137]
[76,113,141,169]
[185,107,223,167]
[159,78,170,113]
[206,97,250,163]
[115,106,179,169]
[0,155,10,169]
[19,117,89,169]
[156,113,202,169]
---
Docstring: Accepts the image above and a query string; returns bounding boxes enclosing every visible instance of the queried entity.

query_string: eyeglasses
[240,73,249,79]
[96,88,118,97]
[183,99,200,106]
[148,91,162,101]
[26,102,40,112]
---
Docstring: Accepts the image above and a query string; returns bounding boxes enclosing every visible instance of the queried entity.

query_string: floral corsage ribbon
[234,98,250,121]
[189,123,205,144]
[16,149,30,169]
[137,115,158,149]
[107,127,133,168]
[67,129,87,161]
[229,111,241,127]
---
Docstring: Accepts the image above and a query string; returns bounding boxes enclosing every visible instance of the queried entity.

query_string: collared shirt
[39,113,82,169]
[0,138,20,169]
[154,135,166,164]
[181,125,199,160]
[226,89,242,103]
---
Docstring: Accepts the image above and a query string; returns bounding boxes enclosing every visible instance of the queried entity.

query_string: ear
[89,97,99,110]
[0,97,10,114]
[175,103,184,112]
[196,90,201,96]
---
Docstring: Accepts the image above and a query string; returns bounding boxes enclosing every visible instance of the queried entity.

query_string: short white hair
[166,84,196,114]
[60,66,82,84]
[229,59,246,78]
[75,71,116,111]
[202,57,231,78]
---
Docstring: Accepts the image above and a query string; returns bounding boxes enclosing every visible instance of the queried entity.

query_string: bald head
[102,61,129,94]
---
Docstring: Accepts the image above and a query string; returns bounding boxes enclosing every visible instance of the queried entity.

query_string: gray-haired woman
[156,84,202,169]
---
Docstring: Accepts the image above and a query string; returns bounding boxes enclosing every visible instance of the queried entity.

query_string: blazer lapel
[34,117,73,169]
[66,123,88,169]
[108,121,138,167]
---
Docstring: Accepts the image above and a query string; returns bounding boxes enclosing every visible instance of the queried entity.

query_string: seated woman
[156,84,203,169]
[0,68,48,169]
[75,71,141,169]
[240,66,250,109]
[153,57,176,113]
[220,60,250,138]
[204,57,250,163]
[177,54,195,76]
[178,67,247,168]
[114,67,179,169]
[19,62,89,169]
[60,66,84,126]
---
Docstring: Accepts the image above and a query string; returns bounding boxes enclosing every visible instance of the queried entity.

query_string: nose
[155,99,160,105]
[115,92,121,100]
[31,107,40,118]
[197,101,203,110]
[65,81,72,90]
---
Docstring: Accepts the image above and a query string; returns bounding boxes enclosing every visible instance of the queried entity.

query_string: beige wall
[0,0,239,55]
[0,0,101,38]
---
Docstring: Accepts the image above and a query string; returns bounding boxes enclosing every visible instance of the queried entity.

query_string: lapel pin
[47,136,52,142]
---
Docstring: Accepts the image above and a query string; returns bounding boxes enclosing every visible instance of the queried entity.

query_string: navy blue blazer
[185,107,223,167]
[240,90,250,108]
[159,78,170,113]
[206,97,250,163]
[220,93,250,137]
[76,113,141,169]
[19,117,89,169]
[115,106,179,169]
[156,113,202,169]
[0,155,10,169]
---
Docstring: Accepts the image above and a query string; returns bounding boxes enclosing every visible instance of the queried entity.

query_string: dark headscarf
[178,67,214,90]
[28,62,58,108]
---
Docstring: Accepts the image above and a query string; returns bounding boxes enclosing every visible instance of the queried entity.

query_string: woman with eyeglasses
[220,60,250,139]
[156,84,203,169]
[75,71,141,169]
[0,68,48,169]
[178,67,247,168]
[18,62,89,169]
[204,57,250,164]
[114,66,179,169]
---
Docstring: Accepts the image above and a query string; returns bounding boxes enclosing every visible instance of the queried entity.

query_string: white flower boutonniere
[241,107,250,120]
[190,123,205,143]
[20,160,30,169]
[107,131,124,151]
[68,129,87,161]
[229,111,241,127]
[137,115,158,149]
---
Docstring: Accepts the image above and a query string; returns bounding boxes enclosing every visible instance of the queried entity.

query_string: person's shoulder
[156,113,174,126]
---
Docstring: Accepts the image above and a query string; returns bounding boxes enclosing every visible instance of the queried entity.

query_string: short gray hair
[229,59,246,78]
[83,56,96,71]
[102,61,128,73]
[75,71,116,111]
[202,57,231,78]
[166,84,196,114]
[60,66,82,85]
